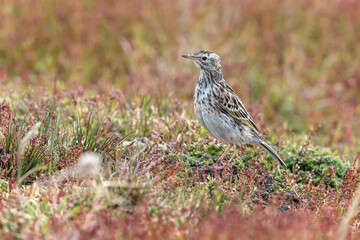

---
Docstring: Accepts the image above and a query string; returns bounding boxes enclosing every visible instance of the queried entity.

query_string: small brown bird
[182,50,286,168]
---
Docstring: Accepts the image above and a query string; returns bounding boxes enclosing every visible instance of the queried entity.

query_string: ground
[1,0,360,239]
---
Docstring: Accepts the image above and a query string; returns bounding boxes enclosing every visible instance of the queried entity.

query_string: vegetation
[1,0,360,239]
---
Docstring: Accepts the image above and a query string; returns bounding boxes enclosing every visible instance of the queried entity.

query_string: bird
[182,50,286,168]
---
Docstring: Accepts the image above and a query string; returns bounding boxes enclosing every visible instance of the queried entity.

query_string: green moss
[284,146,349,187]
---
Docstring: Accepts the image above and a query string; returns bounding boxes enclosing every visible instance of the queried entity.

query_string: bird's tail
[259,141,287,168]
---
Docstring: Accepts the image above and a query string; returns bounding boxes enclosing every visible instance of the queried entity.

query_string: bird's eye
[202,57,207,61]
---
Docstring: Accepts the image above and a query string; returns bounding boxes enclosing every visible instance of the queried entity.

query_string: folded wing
[214,83,261,137]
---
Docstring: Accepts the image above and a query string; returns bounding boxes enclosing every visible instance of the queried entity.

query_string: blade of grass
[336,184,360,240]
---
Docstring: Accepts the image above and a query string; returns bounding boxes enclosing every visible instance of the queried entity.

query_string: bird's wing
[214,83,261,136]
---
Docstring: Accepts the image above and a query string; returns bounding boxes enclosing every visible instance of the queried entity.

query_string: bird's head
[182,50,221,72]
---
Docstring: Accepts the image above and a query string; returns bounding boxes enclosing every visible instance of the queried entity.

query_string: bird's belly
[194,101,211,133]
[202,109,258,145]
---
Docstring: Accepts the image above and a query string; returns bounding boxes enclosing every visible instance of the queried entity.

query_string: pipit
[182,50,286,168]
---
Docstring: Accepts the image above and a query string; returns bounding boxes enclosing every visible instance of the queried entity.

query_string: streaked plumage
[182,50,286,168]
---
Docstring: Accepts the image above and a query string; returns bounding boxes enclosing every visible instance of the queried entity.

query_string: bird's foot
[211,162,225,171]
[211,160,231,172]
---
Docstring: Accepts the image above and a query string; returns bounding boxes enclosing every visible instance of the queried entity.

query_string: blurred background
[0,0,359,157]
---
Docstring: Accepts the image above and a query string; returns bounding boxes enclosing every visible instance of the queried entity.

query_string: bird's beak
[182,54,196,60]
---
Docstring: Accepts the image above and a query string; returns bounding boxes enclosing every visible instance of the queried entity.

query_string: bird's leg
[228,146,240,163]
[218,144,233,163]
[218,146,240,175]
[212,145,240,173]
